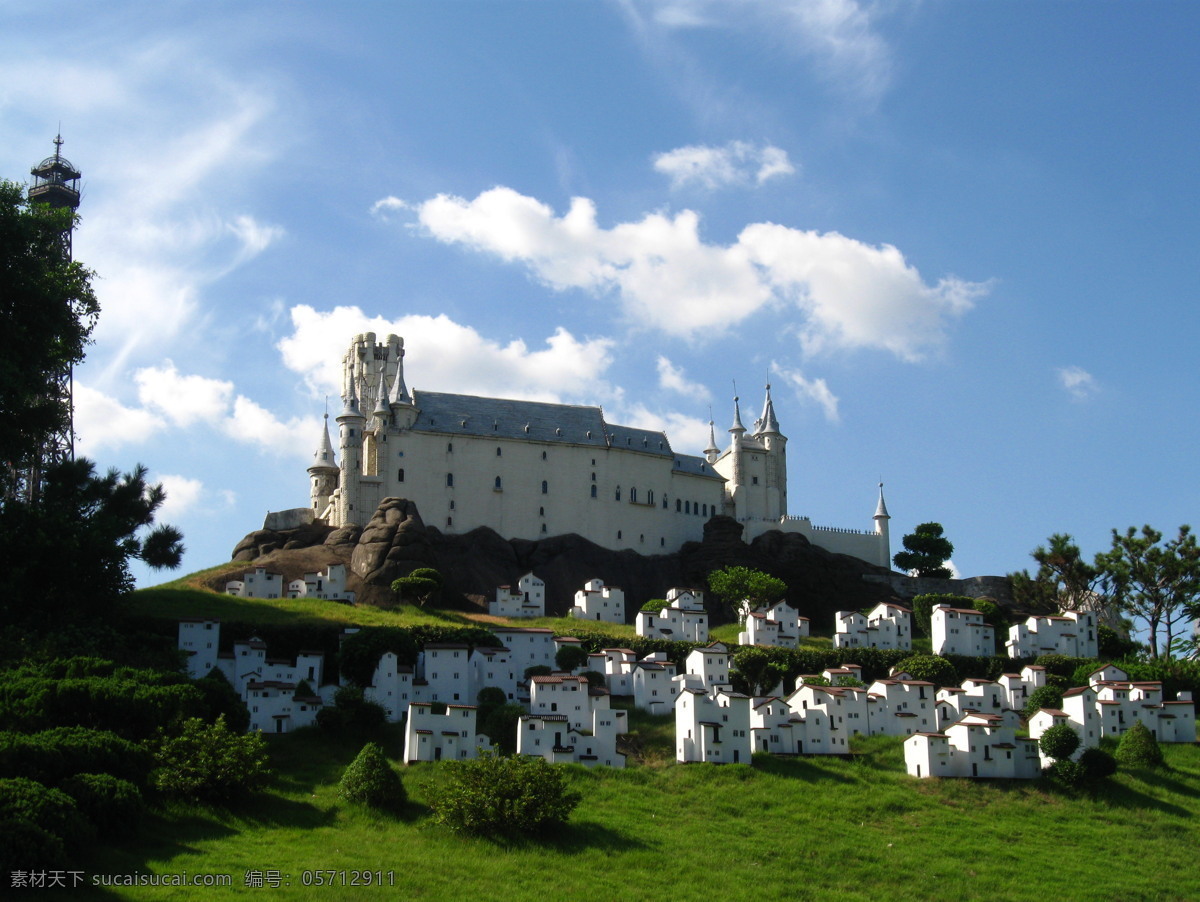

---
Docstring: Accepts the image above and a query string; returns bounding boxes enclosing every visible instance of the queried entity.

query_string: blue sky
[3,1,1198,588]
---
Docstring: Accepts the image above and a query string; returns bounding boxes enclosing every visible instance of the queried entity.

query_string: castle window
[539,507,544,516]
[541,524,548,533]
[591,459,596,466]
[660,537,666,547]
[496,446,502,456]
[639,534,644,543]
[398,468,405,482]
[685,501,690,514]
[662,497,668,509]
[449,500,454,510]
[495,476,503,490]
[541,480,548,494]
[446,517,453,527]
[591,472,596,482]
[676,499,682,512]
[447,442,453,452]
[630,488,637,503]
[693,501,699,515]
[446,473,454,487]
[702,503,708,516]
[647,490,654,505]
[752,476,759,485]
[617,531,622,540]
[542,451,547,460]
[615,487,621,501]
[590,485,597,499]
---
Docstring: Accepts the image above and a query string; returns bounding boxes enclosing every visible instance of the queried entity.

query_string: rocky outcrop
[231,520,336,562]
[229,501,1008,626]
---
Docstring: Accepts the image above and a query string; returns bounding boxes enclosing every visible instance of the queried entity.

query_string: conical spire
[728,396,745,435]
[340,373,363,419]
[705,418,719,455]
[874,482,890,520]
[389,338,412,405]
[310,414,337,470]
[758,383,780,435]
[372,369,390,417]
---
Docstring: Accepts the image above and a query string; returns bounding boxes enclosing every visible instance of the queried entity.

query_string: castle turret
[873,482,891,568]
[726,396,746,514]
[388,335,417,428]
[335,375,365,526]
[756,383,787,519]
[307,414,339,518]
[704,419,720,464]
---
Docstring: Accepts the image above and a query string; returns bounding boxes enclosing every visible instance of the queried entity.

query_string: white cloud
[278,305,618,404]
[135,362,234,427]
[223,396,320,455]
[772,363,840,423]
[155,474,204,520]
[371,196,410,217]
[656,356,712,400]
[227,215,285,266]
[1058,366,1099,400]
[618,403,713,455]
[653,141,796,189]
[74,383,166,455]
[406,186,983,359]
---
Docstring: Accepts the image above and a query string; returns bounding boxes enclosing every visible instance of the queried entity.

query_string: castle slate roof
[407,390,722,480]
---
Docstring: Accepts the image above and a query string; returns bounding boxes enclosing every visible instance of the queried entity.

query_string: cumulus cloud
[1058,366,1099,400]
[653,141,796,189]
[155,474,205,520]
[134,362,234,427]
[404,186,983,359]
[74,383,166,455]
[617,403,714,456]
[278,304,618,403]
[772,363,840,423]
[656,356,712,400]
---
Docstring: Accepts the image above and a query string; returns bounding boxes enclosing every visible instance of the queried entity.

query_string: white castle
[298,332,890,565]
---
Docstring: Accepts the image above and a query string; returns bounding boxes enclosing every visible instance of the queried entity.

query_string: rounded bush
[1023,685,1064,719]
[1078,747,1117,783]
[892,654,957,688]
[339,742,406,811]
[431,752,581,836]
[1038,723,1080,762]
[152,715,272,802]
[60,773,145,837]
[0,778,90,852]
[1115,721,1164,769]
[0,817,66,873]
[1047,758,1086,789]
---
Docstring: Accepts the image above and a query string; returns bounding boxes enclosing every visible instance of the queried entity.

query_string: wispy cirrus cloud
[653,141,796,190]
[772,363,840,422]
[1058,365,1099,400]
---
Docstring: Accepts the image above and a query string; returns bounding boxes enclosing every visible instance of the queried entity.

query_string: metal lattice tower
[17,134,82,503]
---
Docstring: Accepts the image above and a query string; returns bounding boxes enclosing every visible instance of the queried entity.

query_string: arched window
[496,446,502,456]
[541,480,548,494]
[617,530,622,540]
[630,488,637,503]
[662,496,668,509]
[541,450,547,460]
[447,442,453,452]
[591,472,596,482]
[590,485,597,499]
[615,486,621,501]
[446,473,454,487]
[702,503,708,516]
[660,537,666,547]
[446,517,453,527]
[397,468,405,483]
[647,490,654,505]
[494,476,502,490]
[676,499,682,512]
[541,524,548,533]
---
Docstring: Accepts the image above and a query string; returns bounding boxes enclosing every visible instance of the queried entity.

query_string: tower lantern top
[29,134,81,210]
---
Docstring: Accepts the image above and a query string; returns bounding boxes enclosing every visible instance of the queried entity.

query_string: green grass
[69,730,1200,902]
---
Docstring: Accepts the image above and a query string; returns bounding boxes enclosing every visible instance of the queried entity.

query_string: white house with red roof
[529,674,612,731]
[285,563,355,603]
[404,703,487,763]
[490,571,545,619]
[931,604,995,657]
[224,567,283,599]
[570,578,626,624]
[492,627,558,672]
[636,588,709,642]
[675,686,752,764]
[739,599,805,649]
[417,643,473,705]
[517,707,628,768]
[586,647,638,695]
[469,644,520,702]
[833,602,911,651]
[905,713,1040,779]
[680,642,734,692]
[866,677,938,736]
[632,653,680,714]
[996,665,1047,710]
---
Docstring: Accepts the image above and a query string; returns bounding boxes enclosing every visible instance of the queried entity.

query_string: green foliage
[555,644,589,673]
[431,751,581,836]
[337,625,499,687]
[731,647,787,696]
[338,742,406,811]
[707,566,787,617]
[391,567,444,607]
[479,704,525,754]
[893,654,957,687]
[972,598,1009,641]
[151,715,272,802]
[0,777,90,854]
[1038,723,1080,762]
[1097,624,1136,660]
[0,817,65,873]
[580,670,606,689]
[196,666,251,733]
[0,726,154,788]
[1033,654,1093,679]
[1070,663,1101,689]
[476,687,507,712]
[0,179,99,497]
[1077,747,1117,783]
[640,598,667,612]
[1046,758,1087,789]
[1023,685,1065,719]
[1023,533,1107,614]
[524,664,553,680]
[893,523,954,578]
[59,773,144,837]
[1114,721,1164,769]
[316,685,386,738]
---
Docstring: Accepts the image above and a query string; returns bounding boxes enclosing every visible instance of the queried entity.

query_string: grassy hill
[76,728,1200,902]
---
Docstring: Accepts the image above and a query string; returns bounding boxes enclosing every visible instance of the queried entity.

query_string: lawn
[70,730,1200,902]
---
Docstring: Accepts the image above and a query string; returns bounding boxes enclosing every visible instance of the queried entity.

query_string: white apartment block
[833,603,911,652]
[739,600,806,649]
[517,708,628,768]
[490,572,546,618]
[1006,611,1098,659]
[931,604,996,657]
[636,588,709,642]
[570,579,626,624]
[675,686,752,764]
[904,713,1041,780]
[866,678,938,736]
[365,651,415,721]
[404,703,485,763]
[586,648,638,696]
[225,567,283,599]
[492,628,558,672]
[417,643,472,704]
[178,619,221,679]
[528,674,612,732]
[632,653,680,714]
[285,563,355,603]
[470,645,521,702]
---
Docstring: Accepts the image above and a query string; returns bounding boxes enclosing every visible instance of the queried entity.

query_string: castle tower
[308,414,339,519]
[335,373,365,526]
[388,335,417,429]
[873,482,891,568]
[704,419,720,464]
[726,396,746,516]
[755,383,787,520]
[16,135,82,505]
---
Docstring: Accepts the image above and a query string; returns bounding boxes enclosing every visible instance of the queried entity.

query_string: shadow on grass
[751,753,856,783]
[450,819,649,854]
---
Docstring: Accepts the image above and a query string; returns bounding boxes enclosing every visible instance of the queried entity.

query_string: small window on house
[617,530,622,540]
[447,442,453,452]
[495,476,502,490]
[541,524,547,533]
[662,496,668,509]
[676,499,682,512]
[397,468,405,482]
[446,473,454,487]
[542,451,547,460]
[615,487,621,501]
[591,485,597,498]
[752,476,759,485]
[685,501,690,514]
[541,480,548,494]
[449,500,455,510]
[630,488,637,503]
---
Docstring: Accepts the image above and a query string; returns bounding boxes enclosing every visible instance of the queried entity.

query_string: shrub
[0,817,66,872]
[338,742,405,811]
[480,704,525,754]
[640,598,666,613]
[476,686,507,713]
[195,667,250,733]
[1078,747,1117,783]
[316,685,386,738]
[580,670,606,689]
[0,778,90,854]
[1033,654,1093,679]
[1023,685,1065,719]
[1115,721,1164,769]
[524,665,553,680]
[555,645,589,673]
[0,727,153,789]
[892,654,957,688]
[59,773,144,837]
[432,752,581,836]
[1038,723,1080,762]
[1046,758,1086,789]
[152,715,272,802]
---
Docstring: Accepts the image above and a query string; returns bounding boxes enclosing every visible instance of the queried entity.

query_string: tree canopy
[707,566,787,618]
[893,523,954,578]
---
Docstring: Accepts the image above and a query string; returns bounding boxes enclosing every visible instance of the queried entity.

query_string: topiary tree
[524,665,552,680]
[731,647,787,697]
[391,567,444,607]
[893,523,954,578]
[1046,758,1086,789]
[431,751,581,836]
[555,645,588,673]
[479,704,525,754]
[893,654,957,687]
[151,715,271,802]
[1115,721,1164,769]
[1023,684,1065,719]
[0,777,90,856]
[580,670,606,689]
[59,773,144,837]
[338,742,406,811]
[1077,747,1117,784]
[1039,723,1080,762]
